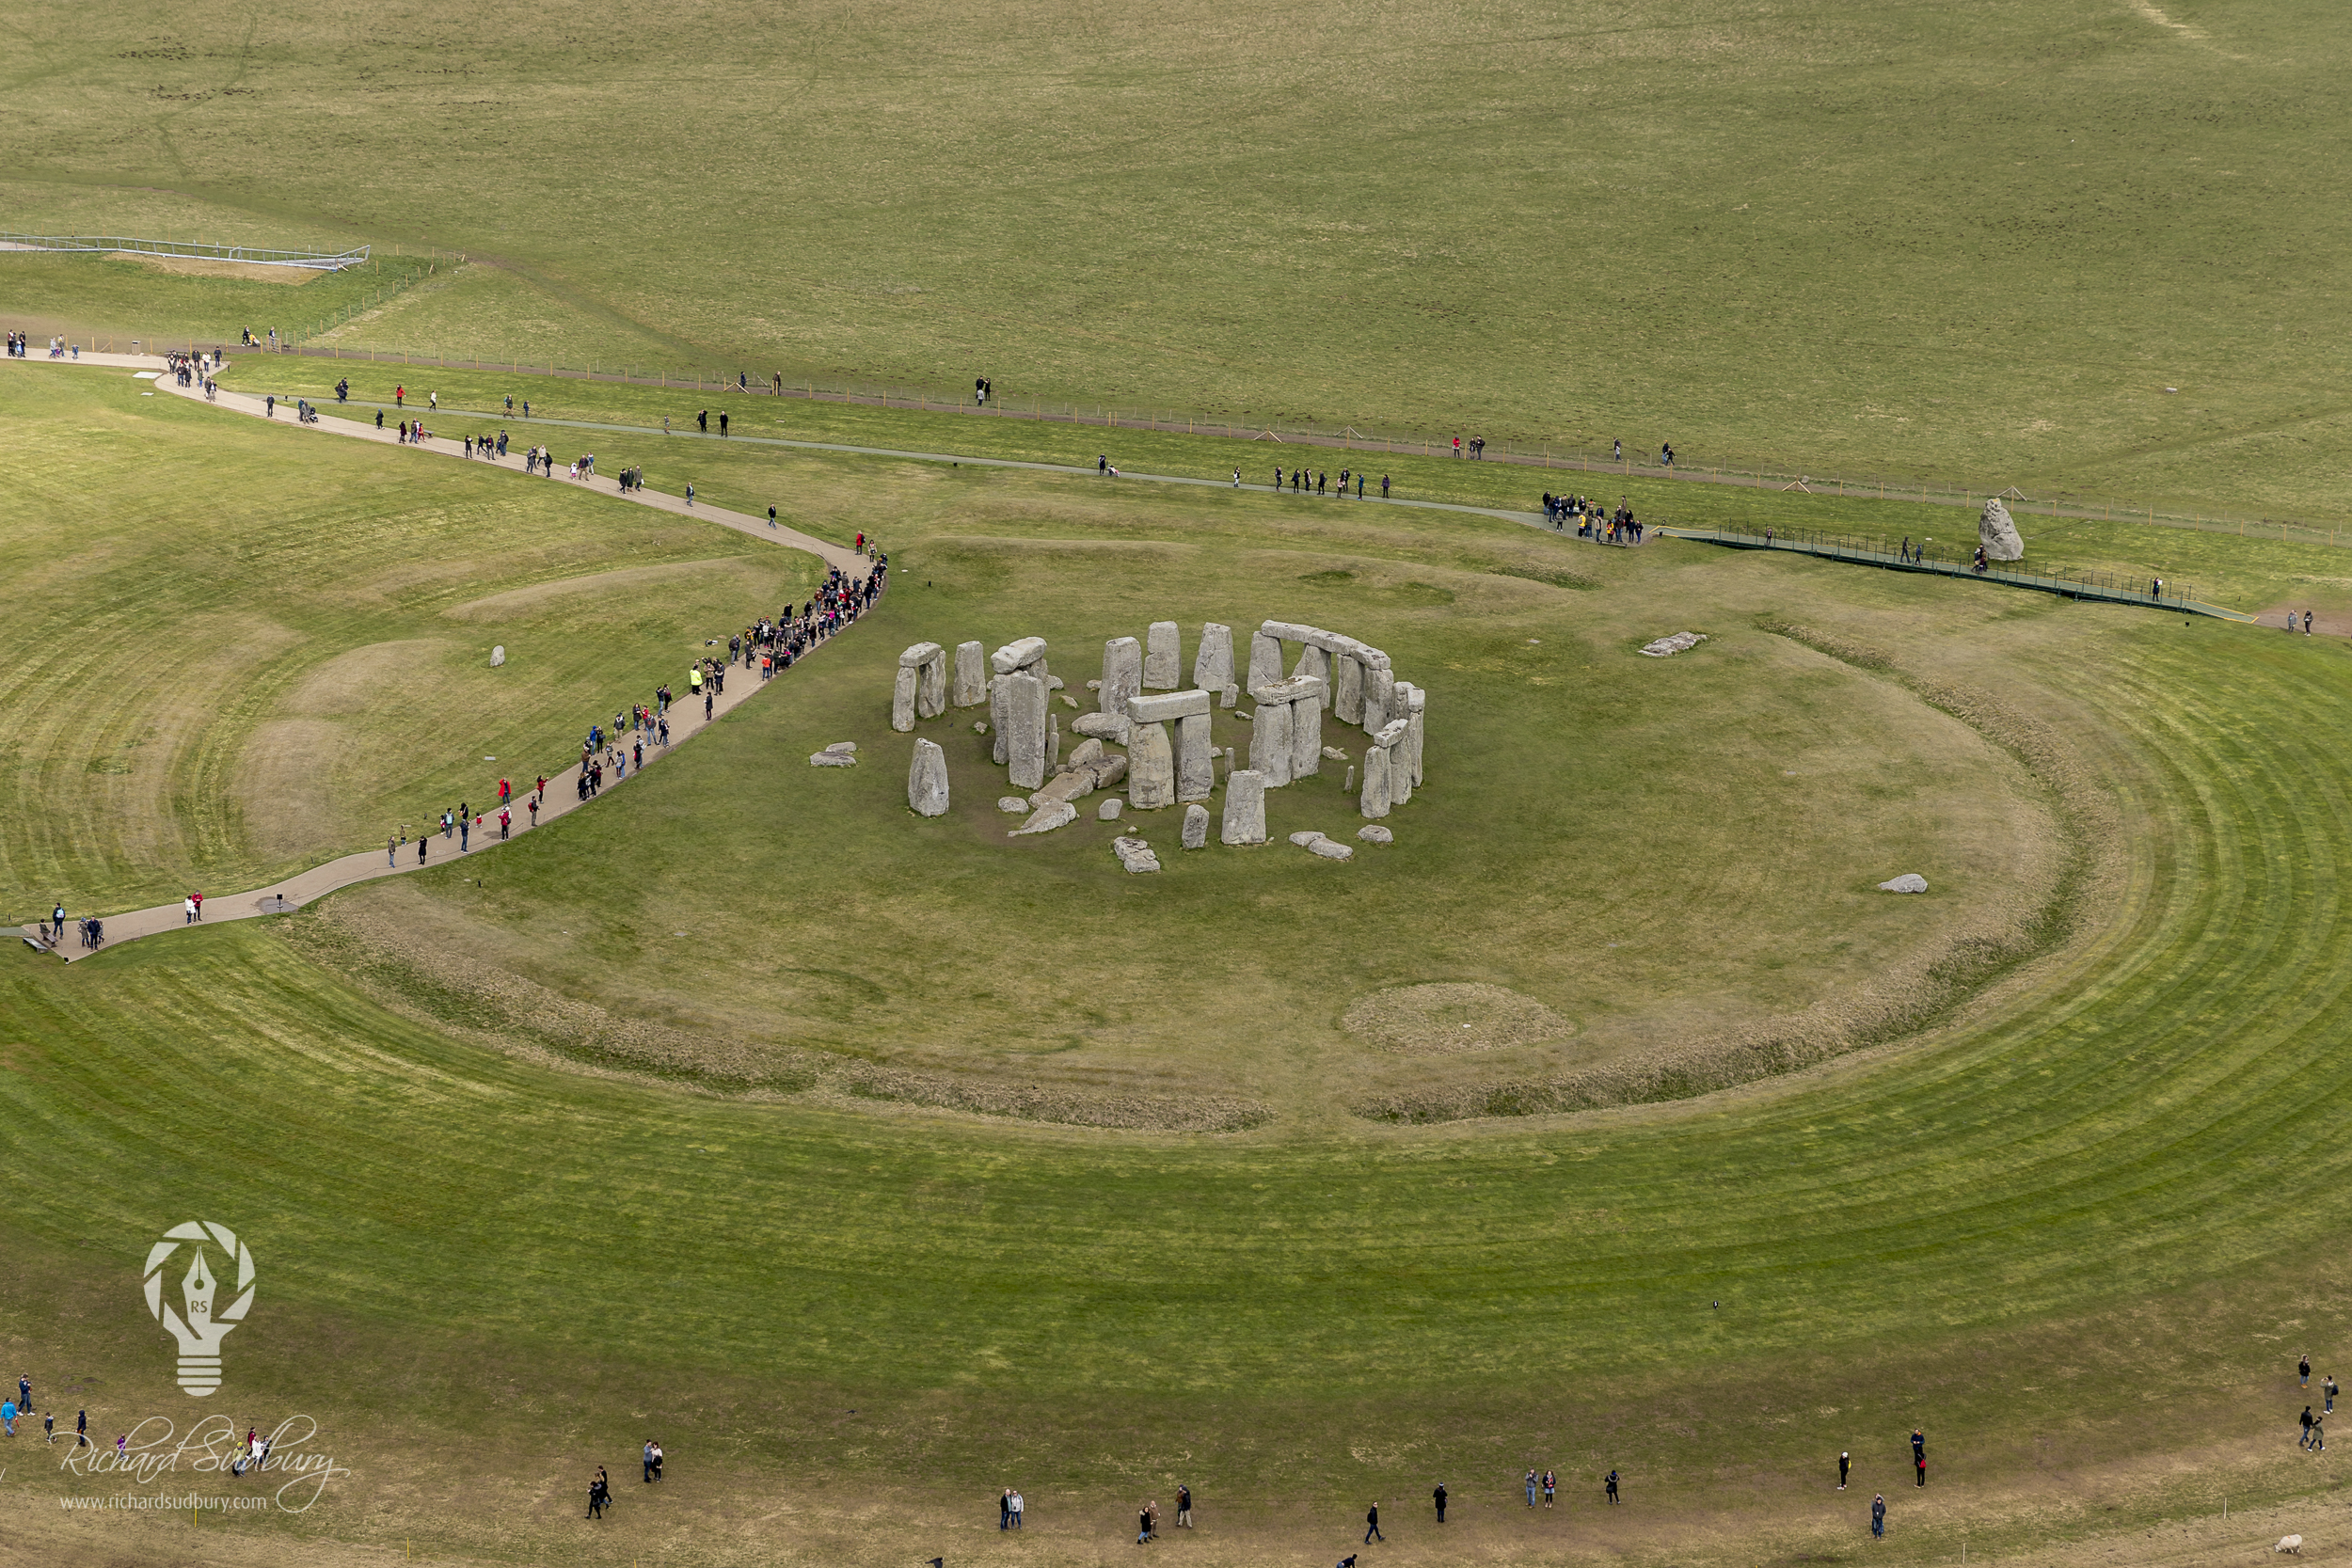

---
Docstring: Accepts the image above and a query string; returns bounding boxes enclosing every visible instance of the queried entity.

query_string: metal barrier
[0,233,371,270]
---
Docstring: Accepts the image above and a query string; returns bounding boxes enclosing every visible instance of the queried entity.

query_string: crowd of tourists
[1263,467,1389,499]
[1541,492,1642,544]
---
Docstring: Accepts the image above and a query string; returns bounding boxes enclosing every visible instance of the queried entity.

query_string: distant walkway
[16,353,873,961]
[244,385,1559,536]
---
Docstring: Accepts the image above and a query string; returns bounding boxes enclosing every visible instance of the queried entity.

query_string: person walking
[1915,1451,1926,1487]
[499,806,511,840]
[1604,1470,1620,1505]
[1432,1481,1447,1523]
[1838,1450,1850,1489]
[644,1438,657,1482]
[2327,1375,2338,1414]
[2302,1405,2316,1448]
[1871,1494,1885,1538]
[44,1409,55,1443]
[769,505,778,529]
[686,482,695,507]
[2314,1418,2328,1454]
[2306,610,2315,635]
[1364,1501,1383,1543]
[418,835,428,864]
[1176,1484,1192,1528]
[588,1472,610,1518]
[184,895,199,926]
[395,385,405,407]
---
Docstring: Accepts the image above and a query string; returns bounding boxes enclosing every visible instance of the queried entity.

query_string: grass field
[6,0,2352,519]
[0,360,820,913]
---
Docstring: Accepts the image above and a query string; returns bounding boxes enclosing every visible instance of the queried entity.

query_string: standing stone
[1194,624,1234,690]
[1182,802,1210,849]
[1360,745,1391,819]
[1248,696,1294,786]
[1406,684,1427,786]
[1128,721,1176,809]
[1177,712,1214,801]
[917,647,948,719]
[1289,690,1323,781]
[1220,683,1240,709]
[1222,769,1269,845]
[989,676,1009,764]
[1361,662,1396,737]
[1248,631,1284,692]
[907,738,950,816]
[953,641,987,706]
[1333,654,1363,723]
[1292,643,1329,695]
[1048,713,1061,771]
[1102,637,1143,719]
[1004,672,1048,789]
[1389,683,1415,805]
[1980,497,2026,562]
[1144,622,1181,689]
[891,665,919,732]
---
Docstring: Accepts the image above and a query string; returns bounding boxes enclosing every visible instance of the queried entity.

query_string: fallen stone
[1879,873,1930,894]
[1086,678,1103,690]
[1032,771,1094,807]
[1288,831,1327,847]
[1059,694,1081,709]
[1638,631,1707,658]
[1072,711,1131,744]
[1980,498,2026,562]
[1128,689,1212,724]
[1358,824,1393,845]
[809,752,858,767]
[974,721,989,734]
[1099,798,1124,820]
[1322,746,1350,762]
[1009,800,1077,835]
[998,797,1031,814]
[1047,675,1065,690]
[953,641,988,705]
[907,738,950,816]
[1088,752,1129,789]
[1182,802,1209,848]
[1309,838,1355,861]
[1144,621,1181,689]
[490,644,505,668]
[1068,737,1104,769]
[824,742,858,754]
[1113,835,1162,874]
[1222,768,1268,845]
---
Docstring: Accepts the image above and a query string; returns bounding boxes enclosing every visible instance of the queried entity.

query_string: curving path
[18,353,873,961]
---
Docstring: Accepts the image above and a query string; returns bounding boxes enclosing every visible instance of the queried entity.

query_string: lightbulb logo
[141,1221,257,1397]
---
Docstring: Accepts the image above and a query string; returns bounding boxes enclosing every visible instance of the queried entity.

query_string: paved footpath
[17,353,873,962]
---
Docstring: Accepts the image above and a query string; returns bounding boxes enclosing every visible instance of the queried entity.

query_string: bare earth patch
[104,250,326,284]
[1343,982,1573,1054]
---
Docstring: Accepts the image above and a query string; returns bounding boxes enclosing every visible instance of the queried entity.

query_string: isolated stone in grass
[1879,873,1930,893]
[1359,825,1393,845]
[824,741,857,753]
[1639,631,1707,658]
[1113,835,1161,873]
[1099,798,1124,820]
[490,644,505,668]
[1009,800,1077,836]
[1060,693,1080,709]
[1979,497,2026,562]
[997,797,1030,814]
[1182,803,1209,849]
[810,751,857,768]
[907,738,950,817]
[973,721,989,734]
[1221,769,1268,845]
[1288,831,1327,847]
[1309,838,1354,861]
[1322,746,1349,762]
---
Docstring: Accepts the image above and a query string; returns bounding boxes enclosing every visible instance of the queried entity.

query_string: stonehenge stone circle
[907,738,950,816]
[1222,768,1268,845]
[953,641,988,705]
[1145,621,1181,689]
[1101,636,1143,719]
[1183,803,1209,848]
[1979,498,2026,562]
[1194,624,1234,691]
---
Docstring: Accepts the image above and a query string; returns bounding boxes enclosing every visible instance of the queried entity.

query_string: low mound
[1343,983,1572,1054]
